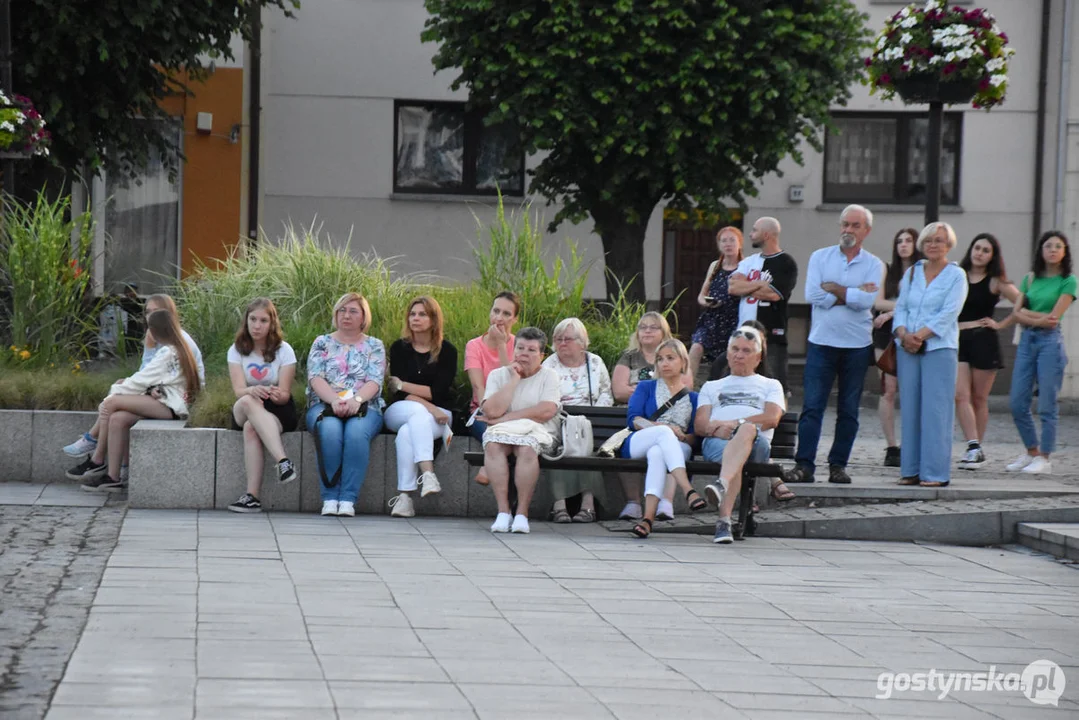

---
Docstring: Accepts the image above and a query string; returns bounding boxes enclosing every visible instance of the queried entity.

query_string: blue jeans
[897,347,958,483]
[702,435,772,464]
[795,342,873,472]
[468,419,488,442]
[1010,328,1068,454]
[306,403,384,503]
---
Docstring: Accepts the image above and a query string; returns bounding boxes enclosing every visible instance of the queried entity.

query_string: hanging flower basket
[0,91,51,158]
[865,0,1014,110]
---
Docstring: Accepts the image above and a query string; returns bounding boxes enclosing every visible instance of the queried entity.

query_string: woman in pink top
[465,291,520,485]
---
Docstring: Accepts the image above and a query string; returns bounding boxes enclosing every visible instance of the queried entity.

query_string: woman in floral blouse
[541,317,612,522]
[306,292,386,517]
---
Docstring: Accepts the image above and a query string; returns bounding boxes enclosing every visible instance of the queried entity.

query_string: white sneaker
[511,515,530,534]
[418,471,441,497]
[656,499,675,521]
[957,447,986,470]
[63,433,98,458]
[321,500,339,516]
[490,512,512,533]
[1005,454,1036,472]
[618,502,642,520]
[337,501,355,517]
[389,493,415,518]
[704,481,725,508]
[1022,456,1052,474]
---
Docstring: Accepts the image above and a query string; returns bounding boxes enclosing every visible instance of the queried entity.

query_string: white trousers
[627,425,692,499]
[383,400,452,491]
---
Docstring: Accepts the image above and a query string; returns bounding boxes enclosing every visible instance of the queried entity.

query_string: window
[824,112,962,205]
[394,101,524,195]
[91,121,183,295]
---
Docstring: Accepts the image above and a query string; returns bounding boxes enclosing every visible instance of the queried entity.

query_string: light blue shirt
[805,245,885,349]
[892,261,968,352]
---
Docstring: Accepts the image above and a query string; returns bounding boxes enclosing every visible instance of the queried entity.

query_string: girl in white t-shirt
[227,298,299,513]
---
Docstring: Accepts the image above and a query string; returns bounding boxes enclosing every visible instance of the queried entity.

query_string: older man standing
[785,205,884,485]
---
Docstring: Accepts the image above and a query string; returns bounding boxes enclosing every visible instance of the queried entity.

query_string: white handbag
[542,413,594,461]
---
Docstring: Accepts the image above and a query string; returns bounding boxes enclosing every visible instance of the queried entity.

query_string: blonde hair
[332,292,372,333]
[656,338,690,375]
[626,311,673,352]
[917,221,958,252]
[552,317,589,349]
[401,296,444,363]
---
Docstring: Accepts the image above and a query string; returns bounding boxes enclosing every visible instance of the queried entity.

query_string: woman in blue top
[892,222,969,487]
[621,338,704,538]
[996,231,1075,474]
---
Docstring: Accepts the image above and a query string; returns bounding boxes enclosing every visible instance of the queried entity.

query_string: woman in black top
[871,228,921,467]
[384,296,459,517]
[954,234,1018,469]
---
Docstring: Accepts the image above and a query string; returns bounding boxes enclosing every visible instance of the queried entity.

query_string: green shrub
[0,191,99,367]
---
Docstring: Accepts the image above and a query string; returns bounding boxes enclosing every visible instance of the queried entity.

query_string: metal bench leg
[735,473,756,541]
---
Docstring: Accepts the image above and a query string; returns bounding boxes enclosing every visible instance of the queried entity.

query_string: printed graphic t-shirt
[227,341,298,387]
[736,251,799,345]
[697,373,785,442]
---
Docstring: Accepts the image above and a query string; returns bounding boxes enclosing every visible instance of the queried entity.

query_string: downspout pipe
[1033,0,1052,244]
[1054,0,1073,232]
[247,6,262,244]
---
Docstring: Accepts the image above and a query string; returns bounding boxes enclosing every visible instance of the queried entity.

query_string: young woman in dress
[688,226,743,382]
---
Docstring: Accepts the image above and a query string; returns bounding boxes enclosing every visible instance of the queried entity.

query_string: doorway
[660,209,743,341]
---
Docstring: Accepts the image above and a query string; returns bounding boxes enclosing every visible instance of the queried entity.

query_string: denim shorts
[702,434,772,464]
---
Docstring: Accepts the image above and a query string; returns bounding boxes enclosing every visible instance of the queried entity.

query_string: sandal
[631,517,653,538]
[919,480,949,487]
[685,488,707,513]
[552,508,572,523]
[770,480,796,502]
[897,476,920,486]
[572,508,596,523]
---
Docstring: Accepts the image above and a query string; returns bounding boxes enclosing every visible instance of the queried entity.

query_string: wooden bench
[464,405,798,540]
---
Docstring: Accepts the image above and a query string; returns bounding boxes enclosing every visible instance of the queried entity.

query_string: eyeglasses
[922,237,948,245]
[637,325,662,332]
[337,308,364,317]
[553,336,579,344]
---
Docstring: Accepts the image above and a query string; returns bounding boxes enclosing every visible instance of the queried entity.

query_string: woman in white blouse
[541,318,613,523]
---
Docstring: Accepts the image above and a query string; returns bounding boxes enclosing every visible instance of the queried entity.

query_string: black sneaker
[783,465,815,483]
[276,458,297,485]
[67,458,107,481]
[82,475,125,493]
[828,465,852,484]
[884,446,901,467]
[228,493,262,513]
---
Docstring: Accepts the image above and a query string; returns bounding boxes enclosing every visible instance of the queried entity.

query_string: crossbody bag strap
[648,387,688,422]
[586,357,593,405]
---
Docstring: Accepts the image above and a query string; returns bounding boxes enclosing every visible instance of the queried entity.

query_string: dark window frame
[392,99,525,196]
[823,111,963,206]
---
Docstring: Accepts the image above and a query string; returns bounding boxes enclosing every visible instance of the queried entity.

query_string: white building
[251,0,1079,396]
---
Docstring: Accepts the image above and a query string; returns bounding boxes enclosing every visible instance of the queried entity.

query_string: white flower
[877,34,889,49]
[900,32,913,45]
[985,58,1005,71]
[925,0,943,10]
[955,47,975,60]
[945,51,957,62]
[0,121,14,132]
[929,55,946,65]
[990,74,1007,87]
[901,15,919,28]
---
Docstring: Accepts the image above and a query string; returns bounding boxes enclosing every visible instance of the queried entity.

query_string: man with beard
[726,217,799,392]
[785,204,884,485]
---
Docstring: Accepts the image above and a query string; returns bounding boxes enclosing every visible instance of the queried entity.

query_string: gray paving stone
[195,679,334,709]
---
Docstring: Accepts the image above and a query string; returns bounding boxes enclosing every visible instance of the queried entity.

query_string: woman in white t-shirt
[226,298,299,513]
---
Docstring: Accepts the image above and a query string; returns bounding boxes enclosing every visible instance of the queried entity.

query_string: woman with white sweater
[72,309,202,492]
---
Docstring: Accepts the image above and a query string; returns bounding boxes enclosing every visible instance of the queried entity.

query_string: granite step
[1017,522,1079,561]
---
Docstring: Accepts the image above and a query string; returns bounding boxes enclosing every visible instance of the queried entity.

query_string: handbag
[542,413,594,460]
[876,342,897,376]
[595,387,689,458]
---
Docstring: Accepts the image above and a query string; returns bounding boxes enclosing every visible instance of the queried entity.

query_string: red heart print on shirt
[247,363,271,381]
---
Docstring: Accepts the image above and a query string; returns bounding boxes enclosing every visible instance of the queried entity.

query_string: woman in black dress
[954,234,1018,469]
[871,227,921,467]
[688,226,743,383]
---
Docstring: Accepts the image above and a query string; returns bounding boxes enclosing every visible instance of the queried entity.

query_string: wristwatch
[737,418,747,427]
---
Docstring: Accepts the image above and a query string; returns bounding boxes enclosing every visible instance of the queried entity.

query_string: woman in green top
[994,232,1075,474]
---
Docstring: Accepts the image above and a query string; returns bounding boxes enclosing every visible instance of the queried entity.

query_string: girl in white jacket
[70,310,202,492]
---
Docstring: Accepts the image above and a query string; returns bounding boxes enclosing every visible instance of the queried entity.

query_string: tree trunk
[593,207,650,305]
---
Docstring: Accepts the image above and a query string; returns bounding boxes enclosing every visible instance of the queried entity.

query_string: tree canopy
[12,0,299,178]
[423,0,871,300]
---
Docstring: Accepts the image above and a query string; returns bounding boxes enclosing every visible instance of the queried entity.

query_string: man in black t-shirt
[724,217,799,392]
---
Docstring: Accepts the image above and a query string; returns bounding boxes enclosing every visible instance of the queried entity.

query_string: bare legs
[484,443,540,518]
[688,342,706,387]
[92,395,173,478]
[716,424,758,519]
[956,363,997,444]
[232,395,287,497]
[875,349,898,448]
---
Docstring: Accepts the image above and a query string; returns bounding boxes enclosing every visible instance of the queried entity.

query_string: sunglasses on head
[731,328,761,342]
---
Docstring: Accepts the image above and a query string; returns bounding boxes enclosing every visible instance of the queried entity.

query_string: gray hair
[515,326,548,348]
[917,222,958,252]
[840,204,874,229]
[552,317,589,348]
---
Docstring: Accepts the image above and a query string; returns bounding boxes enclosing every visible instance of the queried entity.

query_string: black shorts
[957,328,1003,370]
[231,396,299,432]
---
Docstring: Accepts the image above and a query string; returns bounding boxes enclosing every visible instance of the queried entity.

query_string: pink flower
[880,73,892,85]
[864,57,873,67]
[979,76,991,90]
[943,63,957,75]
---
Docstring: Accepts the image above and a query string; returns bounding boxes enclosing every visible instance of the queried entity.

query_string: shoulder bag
[594,387,689,458]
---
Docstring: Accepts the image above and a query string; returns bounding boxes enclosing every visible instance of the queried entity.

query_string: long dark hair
[147,310,200,400]
[1033,230,1073,278]
[884,228,922,299]
[233,297,284,362]
[959,233,1009,282]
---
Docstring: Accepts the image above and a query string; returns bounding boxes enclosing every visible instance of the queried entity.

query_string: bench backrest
[564,405,797,461]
